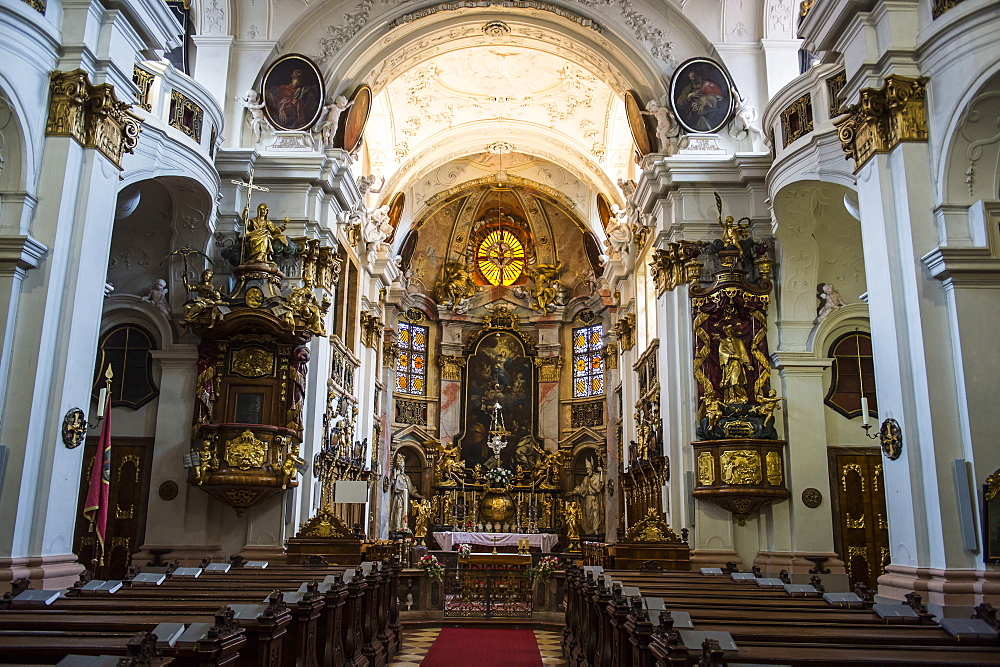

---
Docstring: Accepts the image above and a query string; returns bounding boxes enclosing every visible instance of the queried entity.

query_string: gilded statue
[527,261,563,313]
[191,436,217,486]
[720,215,749,249]
[753,389,784,428]
[279,442,304,489]
[435,262,477,310]
[412,498,432,540]
[182,269,225,330]
[428,439,464,486]
[532,448,567,489]
[244,203,289,265]
[717,324,752,404]
[564,501,582,541]
[700,391,724,431]
[284,279,330,336]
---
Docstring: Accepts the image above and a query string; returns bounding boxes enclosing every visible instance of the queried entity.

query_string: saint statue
[390,454,423,532]
[570,457,605,536]
[182,269,224,329]
[717,324,752,404]
[244,203,289,265]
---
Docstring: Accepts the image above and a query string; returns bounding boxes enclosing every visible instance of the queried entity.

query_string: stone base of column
[753,551,848,591]
[690,549,743,569]
[878,564,1000,618]
[0,555,84,590]
[239,544,288,564]
[135,544,225,567]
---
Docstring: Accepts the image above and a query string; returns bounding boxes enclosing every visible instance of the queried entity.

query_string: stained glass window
[395,322,428,396]
[572,324,604,398]
[476,228,526,286]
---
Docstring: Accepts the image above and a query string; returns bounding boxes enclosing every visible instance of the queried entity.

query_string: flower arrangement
[417,554,444,581]
[484,467,513,487]
[457,543,473,558]
[532,555,563,583]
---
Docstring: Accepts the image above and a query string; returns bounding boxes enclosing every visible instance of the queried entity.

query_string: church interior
[1,0,999,664]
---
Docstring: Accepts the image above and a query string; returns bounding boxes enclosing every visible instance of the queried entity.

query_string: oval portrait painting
[262,54,326,132]
[669,58,736,134]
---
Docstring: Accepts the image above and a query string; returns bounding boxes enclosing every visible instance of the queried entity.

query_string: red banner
[83,394,112,556]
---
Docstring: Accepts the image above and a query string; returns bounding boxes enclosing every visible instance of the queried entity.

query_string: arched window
[93,324,159,409]
[572,323,604,398]
[395,322,428,395]
[825,332,877,419]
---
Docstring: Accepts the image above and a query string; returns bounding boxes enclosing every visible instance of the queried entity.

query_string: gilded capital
[835,74,928,173]
[46,70,142,169]
[438,354,467,381]
[533,355,563,382]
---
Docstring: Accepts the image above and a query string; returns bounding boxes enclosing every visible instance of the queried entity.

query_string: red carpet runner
[420,628,544,666]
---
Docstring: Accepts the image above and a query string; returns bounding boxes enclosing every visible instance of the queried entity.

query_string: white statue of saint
[816,283,847,321]
[389,454,422,532]
[141,278,170,317]
[604,203,632,258]
[641,100,681,156]
[320,95,354,146]
[570,457,605,535]
[239,90,271,144]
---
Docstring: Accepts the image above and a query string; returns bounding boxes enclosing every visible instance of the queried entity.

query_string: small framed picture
[262,54,326,132]
[984,472,1000,564]
[669,57,737,134]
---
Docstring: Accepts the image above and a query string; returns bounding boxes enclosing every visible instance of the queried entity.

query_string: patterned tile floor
[388,627,567,666]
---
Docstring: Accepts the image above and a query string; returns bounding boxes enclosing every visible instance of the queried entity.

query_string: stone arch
[938,66,1000,206]
[0,79,37,234]
[101,295,176,352]
[770,180,866,352]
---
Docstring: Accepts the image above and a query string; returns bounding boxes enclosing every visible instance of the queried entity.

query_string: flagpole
[85,365,114,569]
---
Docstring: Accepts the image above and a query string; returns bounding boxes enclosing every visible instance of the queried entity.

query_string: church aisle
[388,627,566,666]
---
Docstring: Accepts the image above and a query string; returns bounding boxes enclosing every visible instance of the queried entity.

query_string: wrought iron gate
[443,568,533,618]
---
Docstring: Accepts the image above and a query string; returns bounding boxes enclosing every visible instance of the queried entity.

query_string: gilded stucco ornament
[613,313,636,351]
[624,508,681,543]
[834,75,929,173]
[46,70,142,169]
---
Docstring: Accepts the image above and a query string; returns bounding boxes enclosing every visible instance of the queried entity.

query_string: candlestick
[860,397,870,426]
[97,387,107,418]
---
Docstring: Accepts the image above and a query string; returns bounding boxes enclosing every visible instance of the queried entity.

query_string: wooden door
[73,437,153,579]
[829,448,890,590]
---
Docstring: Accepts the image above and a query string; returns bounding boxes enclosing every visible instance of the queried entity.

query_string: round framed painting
[387,192,405,242]
[669,57,737,134]
[624,90,655,156]
[340,84,372,153]
[262,54,326,132]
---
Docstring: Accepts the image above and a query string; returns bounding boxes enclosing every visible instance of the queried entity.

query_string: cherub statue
[239,90,272,144]
[284,279,329,336]
[435,262,477,310]
[182,269,224,330]
[141,278,170,317]
[728,96,769,149]
[319,95,354,146]
[753,389,785,429]
[527,261,563,313]
[191,437,216,486]
[641,100,682,156]
[720,215,749,249]
[816,283,846,321]
[279,443,305,489]
[700,391,724,431]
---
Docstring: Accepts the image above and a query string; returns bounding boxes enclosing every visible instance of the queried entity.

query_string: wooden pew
[562,564,1000,666]
[0,606,246,666]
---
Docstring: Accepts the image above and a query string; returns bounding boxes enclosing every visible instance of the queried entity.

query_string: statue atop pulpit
[244,203,290,265]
